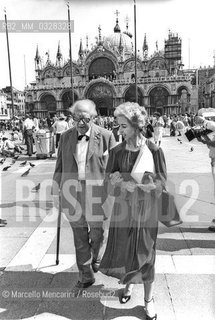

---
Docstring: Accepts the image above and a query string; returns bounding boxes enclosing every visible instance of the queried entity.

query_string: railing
[25,75,191,91]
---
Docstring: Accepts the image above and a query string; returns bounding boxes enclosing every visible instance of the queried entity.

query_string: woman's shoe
[145,297,157,320]
[119,293,131,304]
[118,288,131,304]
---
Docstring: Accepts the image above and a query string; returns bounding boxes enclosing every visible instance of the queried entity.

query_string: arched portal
[124,84,143,105]
[40,94,56,112]
[177,86,190,113]
[149,86,169,115]
[61,91,78,110]
[89,57,116,81]
[39,94,57,118]
[86,83,114,116]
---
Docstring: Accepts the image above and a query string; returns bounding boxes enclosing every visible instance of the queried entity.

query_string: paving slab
[0,238,29,268]
[46,220,75,255]
[34,287,105,320]
[37,254,77,274]
[165,274,215,320]
[0,271,53,320]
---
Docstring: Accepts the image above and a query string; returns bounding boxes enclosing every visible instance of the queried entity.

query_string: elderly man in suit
[52,99,116,290]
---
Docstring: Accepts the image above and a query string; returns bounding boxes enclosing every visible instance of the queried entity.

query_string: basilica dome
[104,33,133,55]
[103,18,133,55]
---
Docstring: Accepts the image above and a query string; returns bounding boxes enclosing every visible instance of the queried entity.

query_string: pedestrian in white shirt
[52,114,69,148]
[23,114,35,156]
[152,112,164,146]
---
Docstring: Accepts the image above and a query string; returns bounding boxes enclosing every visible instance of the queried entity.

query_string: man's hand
[137,176,156,193]
[53,195,60,209]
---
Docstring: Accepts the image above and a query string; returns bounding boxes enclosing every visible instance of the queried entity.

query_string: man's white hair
[69,99,97,117]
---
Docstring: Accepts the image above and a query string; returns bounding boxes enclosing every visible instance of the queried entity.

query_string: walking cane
[56,195,61,265]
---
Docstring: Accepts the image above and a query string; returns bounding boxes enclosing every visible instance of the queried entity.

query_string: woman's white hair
[69,99,97,117]
[114,102,147,130]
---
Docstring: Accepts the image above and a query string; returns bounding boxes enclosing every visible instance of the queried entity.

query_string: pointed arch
[39,93,57,112]
[60,89,79,109]
[123,84,144,105]
[85,81,116,116]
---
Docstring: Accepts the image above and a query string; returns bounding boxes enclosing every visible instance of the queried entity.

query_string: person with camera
[195,116,215,232]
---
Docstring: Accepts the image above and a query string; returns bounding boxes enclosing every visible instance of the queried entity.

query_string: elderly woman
[99,102,167,320]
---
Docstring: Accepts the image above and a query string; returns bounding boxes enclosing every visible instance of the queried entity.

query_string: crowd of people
[0,111,199,156]
[1,102,215,319]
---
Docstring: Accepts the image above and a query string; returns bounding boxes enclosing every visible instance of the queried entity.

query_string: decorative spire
[156,41,159,52]
[118,33,124,54]
[56,41,63,66]
[45,50,51,65]
[34,45,40,62]
[98,25,102,44]
[114,10,121,33]
[143,33,148,51]
[79,38,84,59]
[34,45,41,71]
[123,15,132,38]
[143,33,148,59]
[85,35,89,54]
[213,50,215,67]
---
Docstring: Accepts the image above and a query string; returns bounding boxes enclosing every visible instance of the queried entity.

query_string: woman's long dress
[99,139,167,284]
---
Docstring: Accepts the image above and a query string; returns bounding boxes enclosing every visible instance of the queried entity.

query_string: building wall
[25,32,197,117]
[197,67,215,109]
[0,91,9,120]
[2,87,25,117]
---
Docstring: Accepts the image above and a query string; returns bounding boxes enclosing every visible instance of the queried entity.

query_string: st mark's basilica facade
[25,15,198,118]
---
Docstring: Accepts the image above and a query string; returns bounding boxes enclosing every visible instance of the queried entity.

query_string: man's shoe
[92,260,100,273]
[208,219,215,232]
[208,225,215,232]
[74,279,95,289]
[0,219,7,227]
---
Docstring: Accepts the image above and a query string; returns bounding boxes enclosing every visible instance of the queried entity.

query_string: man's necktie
[78,134,89,141]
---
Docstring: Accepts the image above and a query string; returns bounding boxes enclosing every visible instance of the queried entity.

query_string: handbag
[158,189,182,227]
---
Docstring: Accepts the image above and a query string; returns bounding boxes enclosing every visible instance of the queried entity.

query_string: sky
[0,0,215,91]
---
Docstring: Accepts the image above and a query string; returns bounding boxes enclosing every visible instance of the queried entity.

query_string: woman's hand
[109,171,123,186]
[137,176,156,193]
[121,180,137,193]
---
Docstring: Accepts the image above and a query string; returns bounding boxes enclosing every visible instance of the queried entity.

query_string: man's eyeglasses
[73,116,91,123]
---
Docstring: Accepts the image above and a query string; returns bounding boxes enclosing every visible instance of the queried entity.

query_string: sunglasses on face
[73,115,91,123]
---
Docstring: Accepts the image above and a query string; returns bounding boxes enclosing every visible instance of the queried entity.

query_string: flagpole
[134,0,138,103]
[4,8,14,118]
[67,2,74,106]
[24,55,27,86]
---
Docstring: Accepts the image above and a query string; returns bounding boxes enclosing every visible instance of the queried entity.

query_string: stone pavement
[0,135,215,320]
